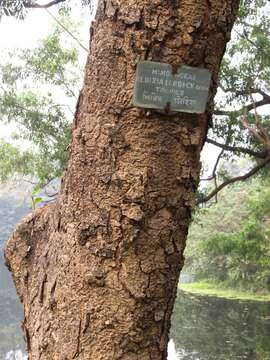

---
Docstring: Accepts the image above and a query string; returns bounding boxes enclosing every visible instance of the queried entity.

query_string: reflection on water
[170,290,270,360]
[1,291,270,359]
[5,351,27,360]
[0,252,26,360]
[168,339,179,360]
[1,282,270,359]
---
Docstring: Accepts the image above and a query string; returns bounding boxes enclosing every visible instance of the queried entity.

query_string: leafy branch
[198,156,270,204]
[214,90,270,116]
[44,8,88,53]
[205,138,268,159]
[24,0,66,8]
[200,101,270,204]
[0,0,92,19]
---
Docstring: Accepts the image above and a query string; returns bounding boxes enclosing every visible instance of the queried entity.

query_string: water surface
[170,291,270,359]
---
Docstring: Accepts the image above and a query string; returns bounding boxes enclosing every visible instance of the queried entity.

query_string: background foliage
[186,176,270,291]
[0,10,85,189]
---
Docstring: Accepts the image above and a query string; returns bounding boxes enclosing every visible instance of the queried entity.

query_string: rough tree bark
[5,0,239,359]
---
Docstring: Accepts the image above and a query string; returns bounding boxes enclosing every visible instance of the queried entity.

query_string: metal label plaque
[133,61,211,114]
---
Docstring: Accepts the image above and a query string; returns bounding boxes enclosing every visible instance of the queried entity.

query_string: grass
[179,281,270,302]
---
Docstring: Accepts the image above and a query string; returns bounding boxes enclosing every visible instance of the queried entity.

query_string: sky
[0,8,53,137]
[0,3,91,137]
[0,4,91,64]
[0,9,53,48]
[0,0,92,48]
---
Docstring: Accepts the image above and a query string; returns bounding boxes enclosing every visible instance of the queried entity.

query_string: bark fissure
[73,320,82,359]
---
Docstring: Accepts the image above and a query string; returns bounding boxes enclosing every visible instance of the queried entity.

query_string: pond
[1,287,270,359]
[170,291,270,360]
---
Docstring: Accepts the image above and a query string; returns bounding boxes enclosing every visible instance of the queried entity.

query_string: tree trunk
[5,0,239,359]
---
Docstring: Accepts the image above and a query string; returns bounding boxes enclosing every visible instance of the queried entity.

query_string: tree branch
[241,99,270,151]
[200,146,225,181]
[197,157,270,204]
[256,89,270,100]
[24,0,66,8]
[245,98,270,112]
[44,8,88,53]
[233,27,267,55]
[212,147,225,202]
[214,97,270,116]
[213,109,237,116]
[219,85,270,101]
[206,138,268,159]
[218,85,269,98]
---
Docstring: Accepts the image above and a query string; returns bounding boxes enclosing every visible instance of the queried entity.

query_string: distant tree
[186,176,270,290]
[199,0,270,203]
[0,9,85,192]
